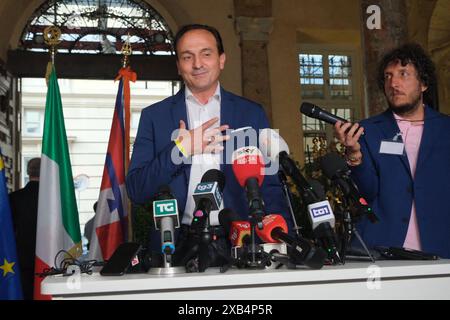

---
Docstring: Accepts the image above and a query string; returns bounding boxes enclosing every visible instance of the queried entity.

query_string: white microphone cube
[153,199,180,230]
[307,200,335,229]
[193,181,222,211]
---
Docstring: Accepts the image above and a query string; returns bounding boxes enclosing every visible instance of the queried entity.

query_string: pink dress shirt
[394,113,424,250]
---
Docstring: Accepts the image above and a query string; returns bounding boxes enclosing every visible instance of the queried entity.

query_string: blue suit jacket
[351,106,450,258]
[126,87,291,236]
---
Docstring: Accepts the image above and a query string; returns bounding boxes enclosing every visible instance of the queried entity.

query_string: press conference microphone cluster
[255,214,327,269]
[320,153,377,262]
[320,152,377,223]
[259,129,321,206]
[259,128,342,264]
[219,209,295,270]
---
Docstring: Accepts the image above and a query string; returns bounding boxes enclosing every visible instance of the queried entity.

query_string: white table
[41,260,450,300]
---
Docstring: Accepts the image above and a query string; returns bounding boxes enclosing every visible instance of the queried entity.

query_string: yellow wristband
[174,138,188,157]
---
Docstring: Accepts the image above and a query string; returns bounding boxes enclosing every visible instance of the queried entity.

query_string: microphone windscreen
[201,169,226,191]
[218,208,241,234]
[231,146,265,187]
[300,102,318,117]
[320,152,349,179]
[255,214,288,243]
[258,128,290,161]
[308,179,326,200]
[154,184,173,200]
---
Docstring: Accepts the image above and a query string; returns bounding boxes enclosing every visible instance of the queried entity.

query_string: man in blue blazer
[126,24,291,258]
[334,43,450,258]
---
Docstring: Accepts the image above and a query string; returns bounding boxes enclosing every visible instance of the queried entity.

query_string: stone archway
[7,0,179,80]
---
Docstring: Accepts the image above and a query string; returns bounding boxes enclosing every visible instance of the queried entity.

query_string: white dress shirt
[181,84,224,225]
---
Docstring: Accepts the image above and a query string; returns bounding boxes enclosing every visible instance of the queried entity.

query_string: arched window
[20,0,174,55]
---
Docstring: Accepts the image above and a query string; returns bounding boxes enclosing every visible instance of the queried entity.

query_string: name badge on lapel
[379,133,404,155]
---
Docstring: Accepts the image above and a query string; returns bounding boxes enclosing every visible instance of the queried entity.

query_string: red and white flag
[88,67,136,261]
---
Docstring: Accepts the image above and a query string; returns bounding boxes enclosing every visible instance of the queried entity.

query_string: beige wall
[269,0,362,162]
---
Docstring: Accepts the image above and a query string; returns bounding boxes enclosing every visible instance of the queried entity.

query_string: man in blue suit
[126,24,291,262]
[334,43,450,258]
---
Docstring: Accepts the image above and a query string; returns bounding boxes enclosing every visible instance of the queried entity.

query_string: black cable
[36,250,102,277]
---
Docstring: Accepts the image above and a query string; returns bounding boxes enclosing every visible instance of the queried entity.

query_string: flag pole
[121,34,134,242]
[35,25,82,300]
[43,25,61,82]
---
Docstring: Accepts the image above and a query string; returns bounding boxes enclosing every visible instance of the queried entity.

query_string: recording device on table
[100,242,143,276]
[259,128,340,265]
[375,247,439,260]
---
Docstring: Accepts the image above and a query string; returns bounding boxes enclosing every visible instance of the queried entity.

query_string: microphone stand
[179,200,213,273]
[245,218,267,269]
[335,195,375,263]
[245,178,267,269]
[278,170,302,238]
[344,210,375,263]
[198,214,212,272]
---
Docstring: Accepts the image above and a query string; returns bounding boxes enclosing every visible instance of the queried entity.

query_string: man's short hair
[173,24,225,58]
[377,43,436,105]
[27,157,41,178]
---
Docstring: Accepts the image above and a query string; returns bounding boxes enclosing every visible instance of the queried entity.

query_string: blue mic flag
[0,148,23,300]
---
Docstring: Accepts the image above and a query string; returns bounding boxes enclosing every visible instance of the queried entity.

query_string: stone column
[234,0,274,123]
[360,0,409,116]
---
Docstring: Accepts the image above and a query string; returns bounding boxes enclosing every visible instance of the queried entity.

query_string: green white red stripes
[34,66,82,300]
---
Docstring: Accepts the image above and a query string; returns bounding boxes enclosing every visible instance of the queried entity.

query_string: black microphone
[278,151,322,205]
[187,169,226,272]
[300,102,348,125]
[259,128,321,205]
[320,152,378,223]
[191,169,225,228]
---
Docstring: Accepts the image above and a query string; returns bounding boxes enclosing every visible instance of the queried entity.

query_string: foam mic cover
[255,214,288,243]
[231,146,265,187]
[201,168,225,192]
[258,128,290,161]
[154,184,174,200]
[320,152,349,179]
[308,179,326,200]
[320,153,378,223]
[218,208,250,247]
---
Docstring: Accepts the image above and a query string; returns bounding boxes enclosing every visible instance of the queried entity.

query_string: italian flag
[34,66,82,300]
